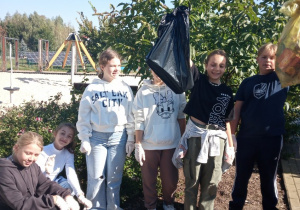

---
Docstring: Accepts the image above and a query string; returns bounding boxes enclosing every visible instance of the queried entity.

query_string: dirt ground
[124,163,288,210]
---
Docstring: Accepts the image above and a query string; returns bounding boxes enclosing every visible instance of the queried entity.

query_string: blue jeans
[86,129,127,210]
[55,176,73,195]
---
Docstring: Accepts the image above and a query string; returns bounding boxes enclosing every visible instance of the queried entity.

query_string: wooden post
[2,37,6,71]
[45,40,49,66]
[15,39,19,70]
[38,39,42,71]
[71,43,76,85]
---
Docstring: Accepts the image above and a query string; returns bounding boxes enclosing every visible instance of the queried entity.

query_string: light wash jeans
[86,129,127,210]
[55,176,74,195]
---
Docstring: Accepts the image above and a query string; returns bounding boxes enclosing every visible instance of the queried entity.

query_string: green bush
[1,81,299,205]
[0,87,143,204]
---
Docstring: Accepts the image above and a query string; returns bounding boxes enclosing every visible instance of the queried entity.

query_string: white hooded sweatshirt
[77,77,134,142]
[132,79,187,150]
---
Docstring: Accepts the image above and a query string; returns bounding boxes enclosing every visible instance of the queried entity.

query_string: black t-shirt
[184,65,234,129]
[235,71,288,137]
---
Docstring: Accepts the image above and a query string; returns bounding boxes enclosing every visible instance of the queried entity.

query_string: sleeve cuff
[135,123,145,130]
[177,113,186,119]
[127,135,134,142]
[80,139,90,143]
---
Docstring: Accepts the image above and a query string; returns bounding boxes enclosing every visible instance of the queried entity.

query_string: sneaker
[163,203,175,210]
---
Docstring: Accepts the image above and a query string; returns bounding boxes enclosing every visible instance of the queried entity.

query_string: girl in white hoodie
[76,48,135,210]
[133,70,186,210]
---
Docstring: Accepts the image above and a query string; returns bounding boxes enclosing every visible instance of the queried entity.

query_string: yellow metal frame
[46,33,96,71]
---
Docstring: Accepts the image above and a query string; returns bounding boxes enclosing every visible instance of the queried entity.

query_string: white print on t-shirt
[153,90,174,119]
[253,80,282,99]
[208,93,231,125]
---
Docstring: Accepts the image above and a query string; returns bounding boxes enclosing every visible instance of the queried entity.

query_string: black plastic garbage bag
[146,6,193,94]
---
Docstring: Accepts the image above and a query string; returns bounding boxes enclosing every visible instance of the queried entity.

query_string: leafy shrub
[0,86,143,204]
[284,108,300,143]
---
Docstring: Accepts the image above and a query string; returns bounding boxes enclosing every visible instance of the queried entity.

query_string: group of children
[0,43,287,210]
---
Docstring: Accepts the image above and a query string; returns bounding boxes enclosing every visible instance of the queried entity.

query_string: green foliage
[0,12,75,51]
[0,93,80,156]
[120,155,143,203]
[0,91,89,190]
[0,82,143,204]
[284,107,300,143]
[78,0,288,88]
[78,0,300,130]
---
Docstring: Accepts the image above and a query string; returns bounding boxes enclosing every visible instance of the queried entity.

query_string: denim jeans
[86,129,127,210]
[55,176,73,195]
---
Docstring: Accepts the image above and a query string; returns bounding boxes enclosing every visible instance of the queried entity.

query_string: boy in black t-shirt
[229,43,289,210]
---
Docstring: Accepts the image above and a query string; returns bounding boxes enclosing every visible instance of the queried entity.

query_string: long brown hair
[53,122,77,154]
[98,48,122,79]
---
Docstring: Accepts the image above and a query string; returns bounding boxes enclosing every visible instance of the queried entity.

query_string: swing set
[45,32,96,71]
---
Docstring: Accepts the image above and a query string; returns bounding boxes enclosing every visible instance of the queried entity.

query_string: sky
[0,0,132,32]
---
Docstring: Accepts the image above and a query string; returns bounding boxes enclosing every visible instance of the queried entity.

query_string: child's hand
[135,143,145,166]
[65,195,80,210]
[45,154,56,174]
[80,141,91,155]
[53,195,70,210]
[224,147,235,165]
[77,194,92,209]
[126,140,135,157]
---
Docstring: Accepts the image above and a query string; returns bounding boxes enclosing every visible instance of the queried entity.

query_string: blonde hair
[98,48,121,78]
[14,131,44,152]
[257,43,277,57]
[53,122,77,154]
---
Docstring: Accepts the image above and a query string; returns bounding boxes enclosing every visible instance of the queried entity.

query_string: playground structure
[1,36,49,72]
[3,43,20,103]
[1,37,19,71]
[38,39,49,71]
[46,32,96,71]
[1,33,96,72]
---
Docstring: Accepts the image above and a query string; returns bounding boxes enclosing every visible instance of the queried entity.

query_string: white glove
[80,141,91,155]
[126,140,135,157]
[65,196,80,210]
[232,134,237,152]
[45,154,56,174]
[224,146,235,165]
[54,195,70,210]
[135,143,145,166]
[78,194,92,209]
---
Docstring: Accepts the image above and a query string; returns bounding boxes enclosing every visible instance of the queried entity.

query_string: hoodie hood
[141,79,168,92]
[0,156,27,170]
[0,157,18,168]
[0,155,19,168]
